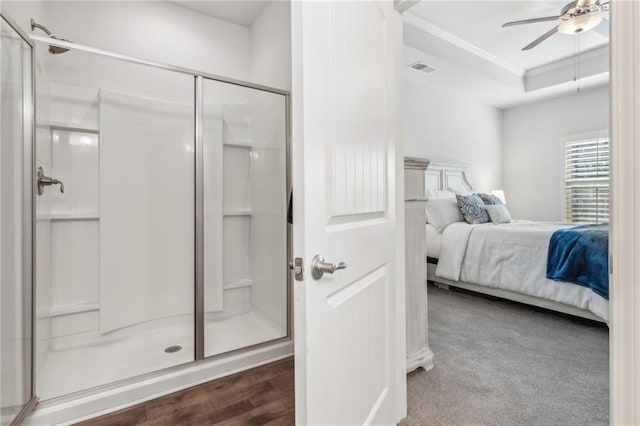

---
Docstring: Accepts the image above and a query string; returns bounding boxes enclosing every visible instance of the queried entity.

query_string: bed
[424,161,609,323]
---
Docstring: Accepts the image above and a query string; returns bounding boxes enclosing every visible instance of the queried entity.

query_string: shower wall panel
[35,83,101,355]
[100,89,194,333]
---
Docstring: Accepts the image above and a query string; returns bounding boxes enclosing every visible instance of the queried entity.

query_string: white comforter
[435,221,609,321]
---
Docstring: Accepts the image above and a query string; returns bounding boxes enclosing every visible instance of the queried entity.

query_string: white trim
[290,2,307,424]
[525,45,609,77]
[610,0,640,424]
[394,0,419,13]
[403,12,526,77]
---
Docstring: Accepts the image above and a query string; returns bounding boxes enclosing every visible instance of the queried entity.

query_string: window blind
[564,137,610,223]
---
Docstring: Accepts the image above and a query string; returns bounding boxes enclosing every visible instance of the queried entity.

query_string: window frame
[562,130,610,224]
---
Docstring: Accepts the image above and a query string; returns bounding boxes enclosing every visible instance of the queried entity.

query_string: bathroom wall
[3,1,252,81]
[2,1,291,356]
[1,1,254,345]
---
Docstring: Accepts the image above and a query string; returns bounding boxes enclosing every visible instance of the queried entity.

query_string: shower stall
[1,10,290,423]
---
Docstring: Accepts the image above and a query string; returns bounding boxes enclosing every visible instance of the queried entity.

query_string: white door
[292,1,406,424]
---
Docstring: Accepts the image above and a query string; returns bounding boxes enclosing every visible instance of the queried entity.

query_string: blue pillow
[477,193,503,206]
[456,194,490,224]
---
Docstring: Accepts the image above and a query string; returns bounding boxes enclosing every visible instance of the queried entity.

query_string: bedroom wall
[502,85,609,221]
[404,78,503,194]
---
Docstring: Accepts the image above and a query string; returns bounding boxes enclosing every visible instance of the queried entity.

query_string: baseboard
[26,340,294,426]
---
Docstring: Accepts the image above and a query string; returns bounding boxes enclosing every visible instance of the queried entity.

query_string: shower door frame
[0,9,39,425]
[28,33,292,392]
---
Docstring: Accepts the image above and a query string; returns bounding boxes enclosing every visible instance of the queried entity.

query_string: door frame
[610,0,640,423]
[0,8,39,425]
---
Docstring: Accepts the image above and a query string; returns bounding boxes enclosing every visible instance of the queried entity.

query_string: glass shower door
[33,45,196,399]
[202,78,289,357]
[0,13,36,425]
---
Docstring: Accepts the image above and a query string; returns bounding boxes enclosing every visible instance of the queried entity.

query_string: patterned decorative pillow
[477,193,503,205]
[456,194,490,224]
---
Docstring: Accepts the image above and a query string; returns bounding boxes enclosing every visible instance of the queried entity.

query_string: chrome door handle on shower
[311,255,347,280]
[37,166,64,195]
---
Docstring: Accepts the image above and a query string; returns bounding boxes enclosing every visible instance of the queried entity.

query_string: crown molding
[394,0,420,13]
[525,45,609,77]
[525,45,609,92]
[403,12,526,77]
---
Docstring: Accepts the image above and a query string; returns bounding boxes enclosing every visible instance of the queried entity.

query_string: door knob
[37,166,64,195]
[311,255,347,280]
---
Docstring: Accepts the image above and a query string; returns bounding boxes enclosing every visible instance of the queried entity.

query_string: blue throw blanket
[547,224,609,300]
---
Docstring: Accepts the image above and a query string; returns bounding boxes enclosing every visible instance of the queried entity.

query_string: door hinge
[290,257,304,281]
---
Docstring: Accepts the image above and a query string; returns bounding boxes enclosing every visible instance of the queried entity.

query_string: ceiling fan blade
[502,16,560,27]
[522,26,559,51]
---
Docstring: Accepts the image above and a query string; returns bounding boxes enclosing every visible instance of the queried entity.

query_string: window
[564,136,610,223]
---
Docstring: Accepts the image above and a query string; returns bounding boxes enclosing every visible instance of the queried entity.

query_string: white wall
[3,1,252,81]
[404,78,503,193]
[1,0,292,396]
[502,86,609,221]
[251,1,292,91]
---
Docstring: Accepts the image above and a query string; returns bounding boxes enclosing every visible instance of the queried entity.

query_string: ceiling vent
[408,61,436,74]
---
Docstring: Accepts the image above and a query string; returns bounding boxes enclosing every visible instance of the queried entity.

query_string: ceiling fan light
[558,13,603,34]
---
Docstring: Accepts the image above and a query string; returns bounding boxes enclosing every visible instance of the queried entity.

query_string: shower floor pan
[36,309,285,400]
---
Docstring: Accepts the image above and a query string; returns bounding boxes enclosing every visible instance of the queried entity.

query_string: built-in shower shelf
[223,209,253,216]
[224,278,253,290]
[45,120,100,133]
[41,211,100,221]
[38,300,99,319]
[224,141,279,150]
[224,141,253,148]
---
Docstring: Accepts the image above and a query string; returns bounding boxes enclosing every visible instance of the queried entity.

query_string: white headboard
[425,160,473,194]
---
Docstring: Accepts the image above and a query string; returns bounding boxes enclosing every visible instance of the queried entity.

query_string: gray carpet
[401,284,609,426]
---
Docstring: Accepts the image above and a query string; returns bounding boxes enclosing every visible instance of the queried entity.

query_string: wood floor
[77,357,294,426]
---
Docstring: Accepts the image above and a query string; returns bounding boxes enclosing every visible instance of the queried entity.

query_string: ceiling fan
[502,0,609,51]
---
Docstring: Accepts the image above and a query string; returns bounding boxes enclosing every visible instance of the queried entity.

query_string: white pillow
[425,198,464,233]
[425,189,456,200]
[486,204,512,224]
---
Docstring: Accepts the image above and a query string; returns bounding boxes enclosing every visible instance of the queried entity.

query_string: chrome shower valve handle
[37,166,64,195]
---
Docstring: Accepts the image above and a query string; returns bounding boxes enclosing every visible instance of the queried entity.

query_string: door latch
[289,257,304,281]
